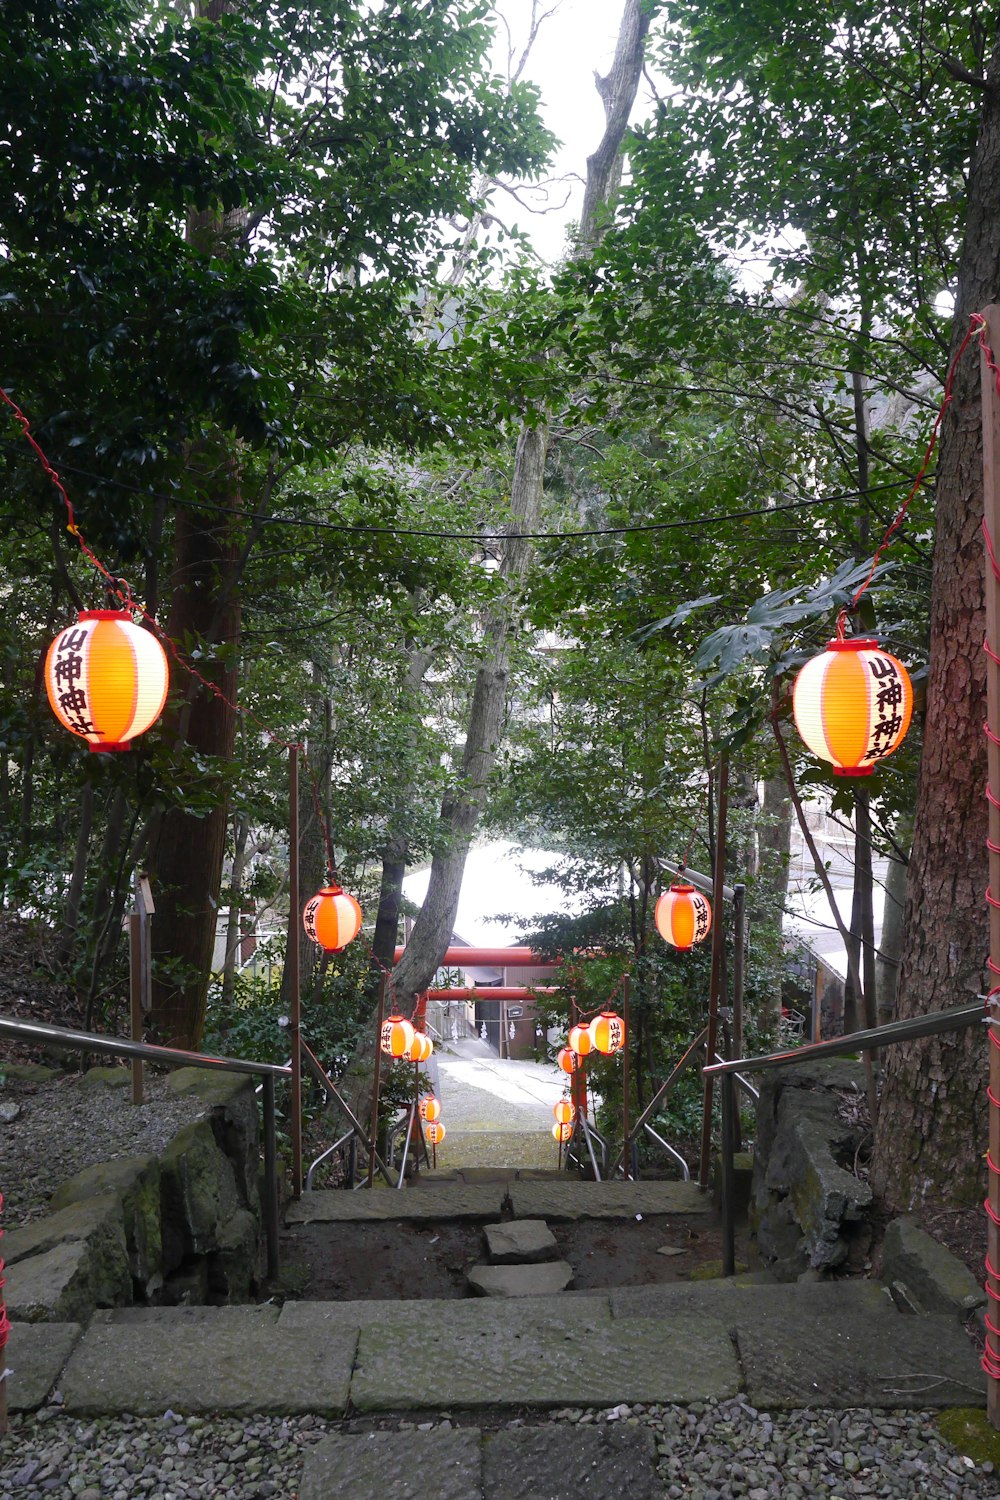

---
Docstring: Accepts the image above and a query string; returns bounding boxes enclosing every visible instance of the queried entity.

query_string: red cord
[836,314,985,639]
[0,1191,8,1354]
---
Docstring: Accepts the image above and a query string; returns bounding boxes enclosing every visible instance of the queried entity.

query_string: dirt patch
[278,1213,741,1301]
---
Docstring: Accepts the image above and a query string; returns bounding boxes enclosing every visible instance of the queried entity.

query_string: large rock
[50,1156,162,1298]
[159,1117,244,1268]
[484,1219,558,1264]
[167,1069,261,1216]
[881,1215,986,1317]
[751,1060,872,1279]
[5,1198,131,1324]
[467,1262,574,1297]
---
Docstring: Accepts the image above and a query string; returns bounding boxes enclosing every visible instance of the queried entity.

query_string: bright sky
[489,1,657,264]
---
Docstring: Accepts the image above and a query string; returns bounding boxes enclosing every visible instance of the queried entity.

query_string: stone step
[7,1277,984,1418]
[286,1178,710,1225]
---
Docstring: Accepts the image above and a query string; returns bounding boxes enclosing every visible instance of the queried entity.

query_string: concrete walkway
[430,1037,568,1171]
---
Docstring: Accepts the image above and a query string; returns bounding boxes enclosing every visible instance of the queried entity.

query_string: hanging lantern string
[836,313,986,641]
[1,389,350,898]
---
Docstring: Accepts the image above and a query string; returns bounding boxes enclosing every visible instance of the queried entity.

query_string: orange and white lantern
[380,1014,415,1058]
[418,1095,441,1123]
[409,1031,433,1063]
[556,1046,579,1075]
[45,610,169,752]
[302,884,362,953]
[567,1023,593,1057]
[589,1011,625,1056]
[792,638,912,777]
[425,1121,446,1146]
[553,1099,575,1126]
[552,1121,573,1143]
[655,883,712,950]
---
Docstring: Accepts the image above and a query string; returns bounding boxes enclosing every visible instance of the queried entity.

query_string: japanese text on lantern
[52,628,95,735]
[865,655,903,760]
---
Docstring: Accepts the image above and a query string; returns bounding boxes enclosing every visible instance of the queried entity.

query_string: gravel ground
[0,1071,206,1227]
[1,1398,997,1499]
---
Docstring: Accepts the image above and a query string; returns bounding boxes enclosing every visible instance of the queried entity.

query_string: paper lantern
[567,1023,593,1057]
[380,1014,415,1058]
[589,1011,625,1056]
[655,883,712,950]
[302,884,363,953]
[553,1099,575,1126]
[792,638,912,776]
[425,1121,446,1145]
[418,1095,441,1123]
[45,610,169,751]
[556,1046,579,1075]
[552,1121,573,1143]
[409,1031,433,1063]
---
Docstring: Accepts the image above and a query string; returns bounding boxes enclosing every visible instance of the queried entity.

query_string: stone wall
[750,1058,873,1280]
[5,1068,264,1322]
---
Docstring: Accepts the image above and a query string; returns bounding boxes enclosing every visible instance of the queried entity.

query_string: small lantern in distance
[552,1121,573,1143]
[425,1121,446,1146]
[568,1022,593,1057]
[419,1095,441,1123]
[409,1031,433,1063]
[589,1011,625,1056]
[302,884,362,953]
[45,610,169,751]
[556,1046,579,1075]
[792,637,913,776]
[381,1014,416,1058]
[655,883,712,951]
[553,1099,575,1126]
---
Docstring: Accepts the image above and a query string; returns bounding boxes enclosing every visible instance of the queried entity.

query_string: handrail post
[720,1070,736,1277]
[288,745,302,1198]
[262,1075,280,1280]
[700,751,729,1189]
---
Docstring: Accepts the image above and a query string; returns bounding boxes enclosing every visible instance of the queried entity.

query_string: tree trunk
[220,813,251,1016]
[146,493,241,1048]
[56,781,94,969]
[390,0,652,1008]
[876,816,910,1027]
[752,773,792,1036]
[392,421,548,1004]
[870,30,1000,1209]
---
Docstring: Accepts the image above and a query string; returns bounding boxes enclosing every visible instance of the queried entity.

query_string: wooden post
[0,1188,8,1435]
[288,747,302,1198]
[367,973,388,1189]
[699,751,729,1190]
[622,974,632,1180]
[732,883,746,1061]
[980,303,1000,1426]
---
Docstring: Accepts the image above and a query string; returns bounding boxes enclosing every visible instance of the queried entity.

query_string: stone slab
[351,1309,739,1411]
[93,1304,280,1327]
[483,1425,659,1500]
[279,1295,611,1334]
[468,1262,573,1297]
[509,1180,710,1220]
[738,1309,985,1408]
[301,1430,483,1500]
[484,1220,558,1264]
[610,1277,896,1321]
[4,1321,82,1412]
[286,1185,507,1224]
[59,1306,356,1415]
[881,1215,986,1316]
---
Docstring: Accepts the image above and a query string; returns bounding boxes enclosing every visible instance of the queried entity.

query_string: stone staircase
[5,1178,990,1499]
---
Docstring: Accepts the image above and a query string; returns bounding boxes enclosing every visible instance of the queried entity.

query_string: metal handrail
[708,996,985,1279]
[0,1013,288,1277]
[703,997,983,1078]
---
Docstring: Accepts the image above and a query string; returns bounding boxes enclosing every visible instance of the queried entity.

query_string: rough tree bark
[389,0,652,1007]
[870,30,1000,1208]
